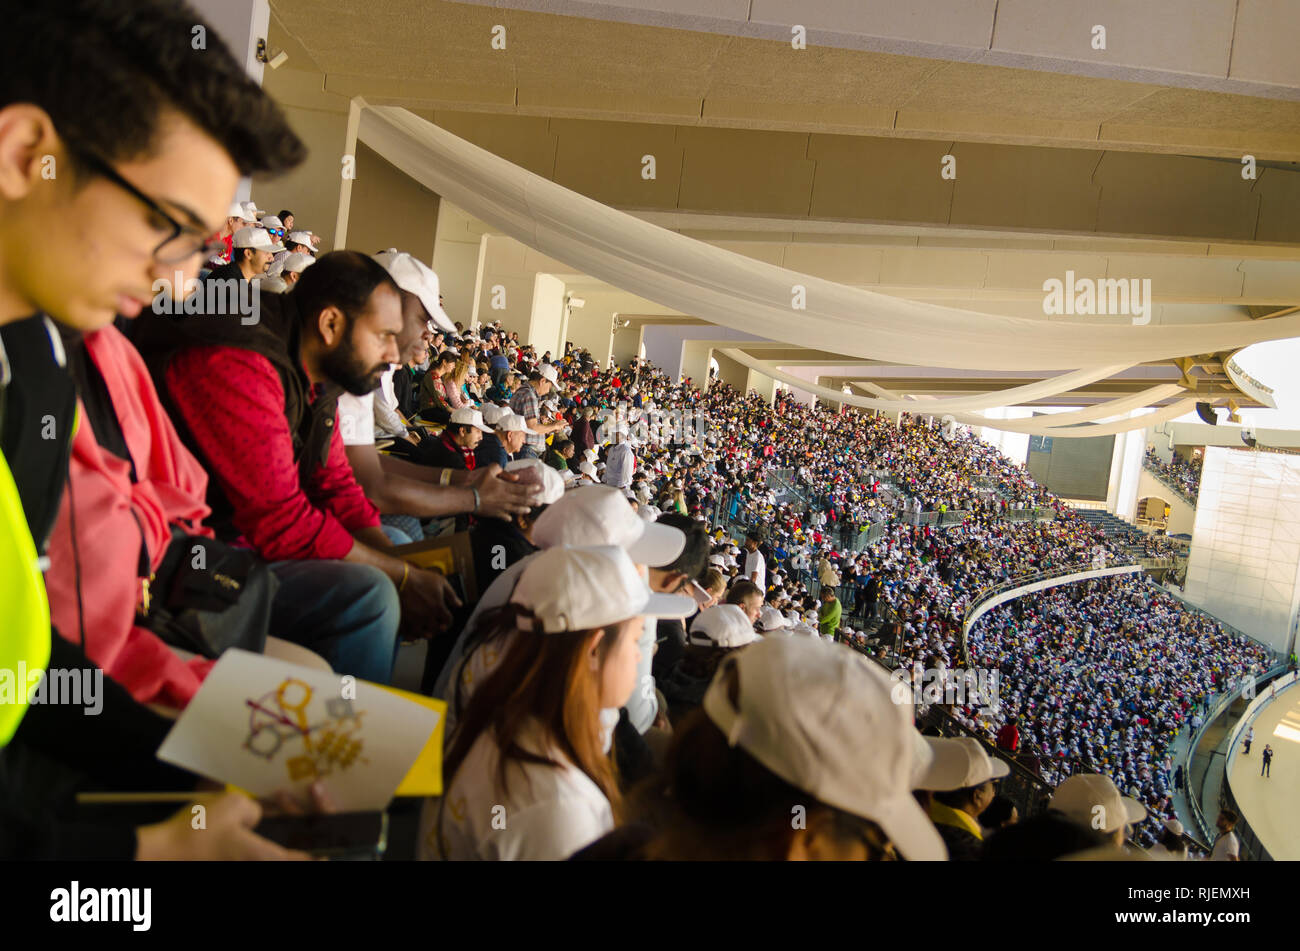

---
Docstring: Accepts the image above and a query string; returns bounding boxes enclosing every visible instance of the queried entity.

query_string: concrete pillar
[527,273,566,360]
[1112,413,1147,521]
[680,341,712,391]
[611,315,642,367]
[746,368,778,406]
[470,234,537,339]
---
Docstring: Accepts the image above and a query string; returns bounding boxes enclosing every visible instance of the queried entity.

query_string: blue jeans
[380,520,418,544]
[268,561,401,684]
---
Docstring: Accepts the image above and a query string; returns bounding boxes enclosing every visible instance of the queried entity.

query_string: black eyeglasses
[71,147,225,264]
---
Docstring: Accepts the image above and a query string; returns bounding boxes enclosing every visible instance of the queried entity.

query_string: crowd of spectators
[0,0,1266,864]
[1145,447,1203,500]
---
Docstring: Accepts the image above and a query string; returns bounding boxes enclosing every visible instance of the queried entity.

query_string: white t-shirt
[378,366,399,413]
[419,718,613,860]
[336,391,375,446]
[1210,831,1239,861]
[744,549,766,590]
[602,443,635,489]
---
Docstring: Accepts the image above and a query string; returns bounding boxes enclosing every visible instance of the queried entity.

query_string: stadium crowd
[1145,446,1203,500]
[0,0,1267,864]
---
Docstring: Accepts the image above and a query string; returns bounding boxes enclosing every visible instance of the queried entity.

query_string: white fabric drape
[720,348,1188,436]
[354,102,1291,404]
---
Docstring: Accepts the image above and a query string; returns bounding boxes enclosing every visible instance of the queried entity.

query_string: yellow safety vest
[0,448,51,745]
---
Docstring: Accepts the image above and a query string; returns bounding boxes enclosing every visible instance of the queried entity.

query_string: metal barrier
[1142,457,1198,506]
[1211,669,1296,860]
[959,563,1143,664]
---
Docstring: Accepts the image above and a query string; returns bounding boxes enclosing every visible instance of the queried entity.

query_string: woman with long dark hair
[421,545,693,860]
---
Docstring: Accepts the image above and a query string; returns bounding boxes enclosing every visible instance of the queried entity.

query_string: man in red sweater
[136,252,462,682]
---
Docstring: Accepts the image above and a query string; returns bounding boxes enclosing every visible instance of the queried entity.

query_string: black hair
[655,513,710,579]
[2,0,305,177]
[291,250,398,333]
[278,209,293,220]
[553,438,574,454]
[981,811,1109,861]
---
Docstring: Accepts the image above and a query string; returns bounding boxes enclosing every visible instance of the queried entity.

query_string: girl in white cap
[422,545,694,860]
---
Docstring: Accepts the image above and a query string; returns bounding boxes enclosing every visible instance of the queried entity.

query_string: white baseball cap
[756,606,790,633]
[510,545,694,634]
[504,458,565,505]
[232,226,283,252]
[532,485,685,566]
[281,252,315,274]
[449,407,492,433]
[371,249,455,333]
[480,403,507,427]
[286,230,315,247]
[259,215,285,232]
[1050,774,1147,834]
[257,275,289,294]
[494,411,537,434]
[701,636,947,861]
[539,364,559,385]
[226,201,247,219]
[240,201,264,220]
[688,604,758,648]
[910,736,1009,791]
[577,460,597,478]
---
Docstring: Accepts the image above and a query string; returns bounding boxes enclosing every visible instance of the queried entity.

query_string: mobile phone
[689,581,712,609]
[254,811,389,860]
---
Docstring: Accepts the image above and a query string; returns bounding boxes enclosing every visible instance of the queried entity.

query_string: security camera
[566,296,585,309]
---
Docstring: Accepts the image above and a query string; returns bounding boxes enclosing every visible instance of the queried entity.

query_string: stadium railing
[1208,668,1295,860]
[1141,455,1199,506]
[958,563,1143,665]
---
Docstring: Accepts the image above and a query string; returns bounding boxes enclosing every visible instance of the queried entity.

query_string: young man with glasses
[0,0,318,859]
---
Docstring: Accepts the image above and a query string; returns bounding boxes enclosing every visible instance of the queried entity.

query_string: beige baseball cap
[532,485,685,566]
[1050,774,1147,834]
[911,736,1010,791]
[688,604,759,648]
[701,636,947,861]
[510,545,694,634]
[504,458,565,505]
[372,249,455,333]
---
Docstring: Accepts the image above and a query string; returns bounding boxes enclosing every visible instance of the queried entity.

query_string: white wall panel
[1184,447,1300,653]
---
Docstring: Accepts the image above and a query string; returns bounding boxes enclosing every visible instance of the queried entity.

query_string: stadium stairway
[1075,508,1138,538]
